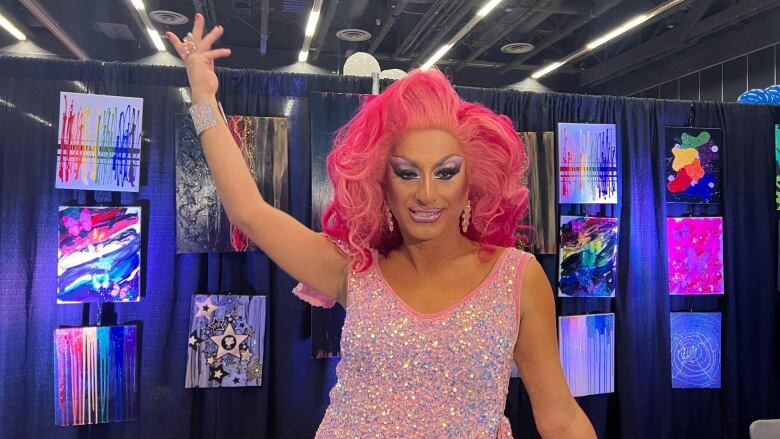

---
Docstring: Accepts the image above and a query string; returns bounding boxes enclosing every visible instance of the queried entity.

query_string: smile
[408,208,443,223]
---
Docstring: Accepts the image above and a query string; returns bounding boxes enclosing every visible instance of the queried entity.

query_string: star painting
[185,294,266,388]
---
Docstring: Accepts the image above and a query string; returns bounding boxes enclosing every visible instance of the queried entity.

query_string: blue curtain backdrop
[0,56,778,439]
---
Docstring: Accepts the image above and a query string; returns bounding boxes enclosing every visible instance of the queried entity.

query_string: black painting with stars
[185,294,266,388]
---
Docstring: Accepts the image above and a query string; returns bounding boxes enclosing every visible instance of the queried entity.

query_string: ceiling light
[298,50,308,63]
[298,0,323,63]
[476,0,502,18]
[20,0,88,59]
[147,28,166,51]
[130,0,145,11]
[531,61,563,79]
[305,10,320,37]
[421,44,452,70]
[586,14,648,50]
[0,12,26,40]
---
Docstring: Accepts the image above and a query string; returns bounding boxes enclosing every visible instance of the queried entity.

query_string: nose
[414,175,437,205]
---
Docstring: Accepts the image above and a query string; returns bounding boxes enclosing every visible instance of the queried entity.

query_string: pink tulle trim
[292,283,336,308]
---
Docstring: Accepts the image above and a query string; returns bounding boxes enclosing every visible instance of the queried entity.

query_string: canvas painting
[670,312,721,388]
[559,313,615,397]
[56,92,143,192]
[57,206,141,303]
[54,325,138,426]
[665,127,721,204]
[667,217,724,295]
[558,216,618,297]
[175,115,288,253]
[519,131,556,254]
[310,92,374,358]
[558,123,618,204]
[185,294,266,388]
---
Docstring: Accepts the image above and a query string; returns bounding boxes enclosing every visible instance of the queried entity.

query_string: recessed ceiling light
[336,28,371,42]
[149,10,189,26]
[500,42,534,54]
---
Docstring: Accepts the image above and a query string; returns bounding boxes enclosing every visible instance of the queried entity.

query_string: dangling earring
[385,204,394,232]
[461,200,471,233]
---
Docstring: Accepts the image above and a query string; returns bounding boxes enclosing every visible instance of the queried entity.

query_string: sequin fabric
[312,248,533,438]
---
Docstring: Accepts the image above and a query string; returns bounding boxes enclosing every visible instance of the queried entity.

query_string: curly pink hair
[321,68,529,270]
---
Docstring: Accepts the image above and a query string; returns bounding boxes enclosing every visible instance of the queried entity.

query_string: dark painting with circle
[670,312,721,389]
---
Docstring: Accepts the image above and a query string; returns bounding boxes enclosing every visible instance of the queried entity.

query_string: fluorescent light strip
[305,10,320,37]
[0,12,26,40]
[421,44,452,70]
[477,0,502,18]
[126,0,166,52]
[298,50,308,62]
[147,27,166,51]
[529,0,686,80]
[130,0,145,10]
[20,0,88,59]
[298,0,323,63]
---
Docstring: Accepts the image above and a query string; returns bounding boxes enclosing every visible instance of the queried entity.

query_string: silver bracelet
[189,101,227,136]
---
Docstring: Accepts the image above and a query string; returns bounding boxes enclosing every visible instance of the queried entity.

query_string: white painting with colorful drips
[559,313,615,397]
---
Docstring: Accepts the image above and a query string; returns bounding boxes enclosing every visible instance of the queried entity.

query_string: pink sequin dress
[294,247,534,438]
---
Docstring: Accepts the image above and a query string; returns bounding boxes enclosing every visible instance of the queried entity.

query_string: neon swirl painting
[185,294,266,388]
[559,313,615,397]
[670,312,721,388]
[558,123,618,204]
[558,216,618,297]
[57,206,141,303]
[665,127,721,203]
[54,325,138,426]
[175,115,288,253]
[667,217,724,295]
[56,92,143,192]
[519,131,556,254]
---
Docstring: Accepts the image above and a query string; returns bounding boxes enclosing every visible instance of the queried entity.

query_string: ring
[182,32,197,56]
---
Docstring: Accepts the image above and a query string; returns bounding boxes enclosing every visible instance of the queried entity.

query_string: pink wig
[321,68,529,270]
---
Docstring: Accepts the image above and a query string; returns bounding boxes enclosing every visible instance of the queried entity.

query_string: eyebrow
[390,154,463,168]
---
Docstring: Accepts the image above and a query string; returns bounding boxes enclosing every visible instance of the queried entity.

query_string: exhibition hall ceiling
[0,0,777,92]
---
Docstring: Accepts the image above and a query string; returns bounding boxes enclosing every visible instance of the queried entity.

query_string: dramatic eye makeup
[434,155,464,180]
[389,154,464,180]
[389,156,420,180]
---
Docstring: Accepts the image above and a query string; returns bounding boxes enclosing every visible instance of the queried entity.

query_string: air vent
[336,29,372,42]
[150,10,189,26]
[500,42,535,54]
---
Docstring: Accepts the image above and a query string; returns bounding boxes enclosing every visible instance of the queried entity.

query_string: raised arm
[166,15,349,303]
[513,259,597,439]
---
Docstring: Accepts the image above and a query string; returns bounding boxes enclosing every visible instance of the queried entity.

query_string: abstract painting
[175,115,288,253]
[185,294,266,388]
[519,131,556,254]
[558,123,617,204]
[56,92,143,192]
[670,312,721,388]
[57,206,141,303]
[559,216,618,297]
[667,217,724,295]
[310,92,375,358]
[54,325,138,426]
[665,127,721,204]
[775,124,779,210]
[559,313,615,397]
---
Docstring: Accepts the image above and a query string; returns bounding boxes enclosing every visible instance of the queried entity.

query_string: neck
[394,232,477,273]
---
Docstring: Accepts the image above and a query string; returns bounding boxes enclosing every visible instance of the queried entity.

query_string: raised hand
[166,13,231,102]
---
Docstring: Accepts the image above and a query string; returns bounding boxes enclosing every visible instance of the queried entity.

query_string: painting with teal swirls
[558,216,618,297]
[57,206,141,303]
[670,312,721,388]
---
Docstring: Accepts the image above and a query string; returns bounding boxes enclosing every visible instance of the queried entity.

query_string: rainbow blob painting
[558,123,618,204]
[175,115,288,253]
[56,92,143,192]
[559,216,618,297]
[667,217,724,295]
[54,325,138,426]
[665,127,721,203]
[559,313,615,397]
[185,294,266,388]
[57,206,141,303]
[670,312,721,388]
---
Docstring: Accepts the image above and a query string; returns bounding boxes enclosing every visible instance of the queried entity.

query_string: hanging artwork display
[559,313,615,397]
[57,206,141,303]
[558,216,618,297]
[309,92,375,358]
[775,124,779,210]
[519,131,556,254]
[175,115,288,253]
[665,127,721,204]
[54,325,138,426]
[667,217,724,295]
[670,312,721,388]
[56,92,143,192]
[185,294,266,388]
[558,123,618,204]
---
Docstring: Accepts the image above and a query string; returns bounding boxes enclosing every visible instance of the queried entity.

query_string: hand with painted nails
[165,13,231,102]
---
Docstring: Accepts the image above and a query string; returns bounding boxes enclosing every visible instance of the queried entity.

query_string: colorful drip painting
[56,92,143,192]
[54,325,138,426]
[665,127,721,203]
[670,312,721,388]
[519,132,556,254]
[175,115,288,253]
[558,123,618,204]
[185,295,266,388]
[559,313,615,397]
[558,216,618,297]
[309,92,375,358]
[57,206,141,303]
[775,124,779,210]
[667,217,724,295]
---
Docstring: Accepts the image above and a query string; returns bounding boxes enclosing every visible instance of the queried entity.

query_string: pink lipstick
[409,207,443,223]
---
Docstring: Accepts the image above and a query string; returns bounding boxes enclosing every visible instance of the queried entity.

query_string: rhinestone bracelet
[189,101,227,136]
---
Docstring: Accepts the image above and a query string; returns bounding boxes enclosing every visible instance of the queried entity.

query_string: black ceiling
[0,0,778,94]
